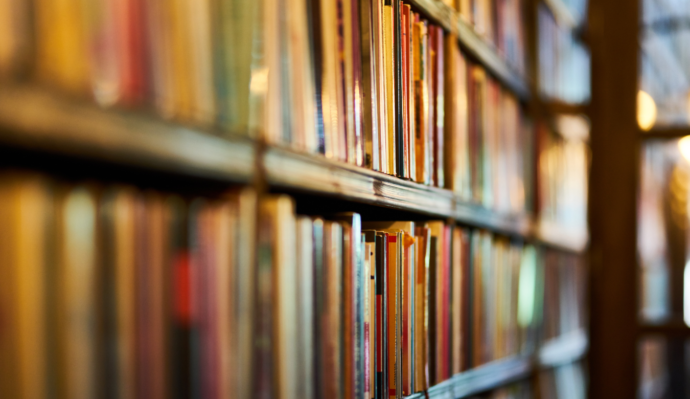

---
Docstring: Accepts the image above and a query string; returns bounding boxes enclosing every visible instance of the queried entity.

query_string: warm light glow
[638,90,657,131]
[678,136,690,163]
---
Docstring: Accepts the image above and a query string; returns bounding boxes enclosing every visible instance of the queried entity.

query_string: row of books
[0,172,258,399]
[538,2,590,104]
[0,171,544,399]
[541,249,586,341]
[0,0,532,214]
[441,0,526,77]
[537,122,588,235]
[538,361,586,399]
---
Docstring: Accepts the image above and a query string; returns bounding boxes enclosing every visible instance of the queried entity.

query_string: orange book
[0,174,52,399]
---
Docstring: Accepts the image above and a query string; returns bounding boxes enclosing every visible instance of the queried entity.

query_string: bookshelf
[0,85,255,182]
[405,356,533,399]
[0,0,590,397]
[0,85,586,246]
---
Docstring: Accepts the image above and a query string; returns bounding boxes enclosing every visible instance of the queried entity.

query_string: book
[333,213,363,399]
[0,173,52,399]
[296,217,315,399]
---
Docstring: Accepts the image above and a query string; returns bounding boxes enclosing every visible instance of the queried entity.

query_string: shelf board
[534,220,588,252]
[0,86,589,248]
[405,356,533,398]
[642,126,690,139]
[639,320,690,337]
[265,146,535,236]
[408,0,530,99]
[538,329,588,367]
[0,85,255,182]
[264,145,456,217]
[454,201,533,237]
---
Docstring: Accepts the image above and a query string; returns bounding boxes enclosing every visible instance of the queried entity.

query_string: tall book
[333,213,363,399]
[259,196,299,399]
[296,217,315,399]
[322,222,344,399]
[0,174,52,399]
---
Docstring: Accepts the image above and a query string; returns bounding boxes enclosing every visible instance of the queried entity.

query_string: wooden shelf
[264,145,455,217]
[642,126,690,139]
[405,356,533,398]
[454,201,533,237]
[538,329,588,367]
[639,320,690,337]
[408,0,530,99]
[0,85,255,182]
[0,86,589,249]
[265,145,535,236]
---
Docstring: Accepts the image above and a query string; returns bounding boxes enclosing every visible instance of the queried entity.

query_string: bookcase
[0,0,591,398]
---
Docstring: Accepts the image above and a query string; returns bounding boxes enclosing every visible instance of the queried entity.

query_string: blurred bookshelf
[0,0,590,397]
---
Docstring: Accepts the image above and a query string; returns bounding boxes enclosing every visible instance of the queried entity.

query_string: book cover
[364,231,378,399]
[393,0,405,178]
[333,213,363,399]
[312,219,326,398]
[400,4,410,180]
[359,0,381,171]
[375,232,389,399]
[323,222,344,399]
[234,189,257,399]
[296,217,315,399]
[0,174,52,399]
[383,0,397,176]
[433,26,445,189]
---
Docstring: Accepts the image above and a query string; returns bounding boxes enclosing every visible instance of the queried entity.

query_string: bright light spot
[678,136,690,164]
[518,246,537,328]
[637,90,657,131]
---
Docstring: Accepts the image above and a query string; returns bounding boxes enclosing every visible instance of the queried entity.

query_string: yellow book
[35,0,90,94]
[0,173,51,399]
[170,0,195,120]
[318,0,340,159]
[383,5,397,176]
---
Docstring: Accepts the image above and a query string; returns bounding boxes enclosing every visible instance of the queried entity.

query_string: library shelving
[0,0,591,397]
[405,356,533,399]
[0,84,255,183]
